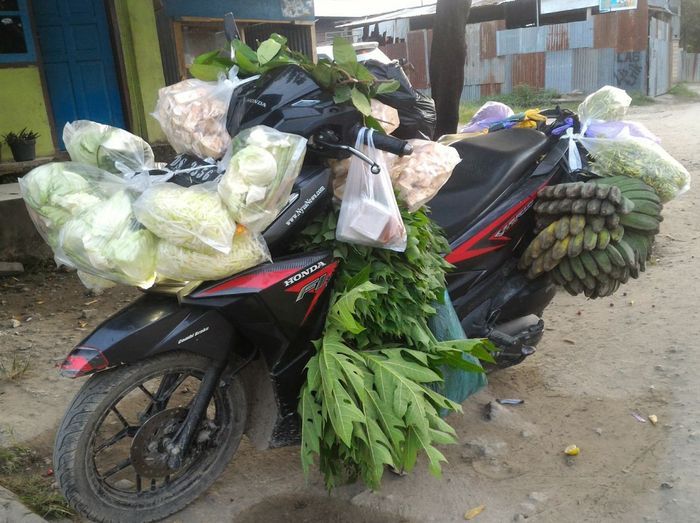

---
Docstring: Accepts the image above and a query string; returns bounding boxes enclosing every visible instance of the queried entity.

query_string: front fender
[61,293,239,377]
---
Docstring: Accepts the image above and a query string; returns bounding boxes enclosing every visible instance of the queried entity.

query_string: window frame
[0,0,36,64]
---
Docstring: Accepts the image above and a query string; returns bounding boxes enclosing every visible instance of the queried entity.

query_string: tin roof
[332,0,513,27]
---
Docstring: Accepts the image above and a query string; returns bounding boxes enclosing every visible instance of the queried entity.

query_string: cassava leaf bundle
[296,208,492,489]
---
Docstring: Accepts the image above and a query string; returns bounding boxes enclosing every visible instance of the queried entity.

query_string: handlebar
[354,126,413,157]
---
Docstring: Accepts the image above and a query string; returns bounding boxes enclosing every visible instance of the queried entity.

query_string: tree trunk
[429,0,471,137]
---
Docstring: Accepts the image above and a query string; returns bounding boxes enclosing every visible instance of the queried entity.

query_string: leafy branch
[190,34,400,128]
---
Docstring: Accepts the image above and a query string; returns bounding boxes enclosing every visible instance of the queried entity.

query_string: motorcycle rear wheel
[53,351,246,523]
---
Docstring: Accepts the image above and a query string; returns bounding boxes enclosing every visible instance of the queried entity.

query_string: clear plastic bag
[390,139,461,212]
[580,133,691,203]
[56,190,158,288]
[153,77,236,160]
[578,86,631,125]
[585,120,660,143]
[133,182,236,254]
[63,120,155,174]
[155,226,270,281]
[218,125,307,232]
[336,128,407,251]
[19,162,158,288]
[19,162,132,247]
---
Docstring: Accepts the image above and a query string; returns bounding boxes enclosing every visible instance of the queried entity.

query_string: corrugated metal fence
[681,52,700,83]
[380,8,676,101]
[648,17,671,96]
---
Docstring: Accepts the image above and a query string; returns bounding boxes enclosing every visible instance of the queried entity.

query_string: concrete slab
[0,183,21,203]
[0,486,47,523]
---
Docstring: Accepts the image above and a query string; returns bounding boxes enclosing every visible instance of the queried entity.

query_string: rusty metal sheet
[480,20,504,59]
[407,29,430,89]
[379,42,408,62]
[511,52,546,89]
[546,24,569,51]
[593,2,648,53]
[480,83,502,98]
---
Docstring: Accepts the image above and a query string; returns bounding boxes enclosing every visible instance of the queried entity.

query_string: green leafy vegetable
[154,228,269,281]
[58,191,157,288]
[63,120,155,174]
[296,208,492,490]
[133,184,236,254]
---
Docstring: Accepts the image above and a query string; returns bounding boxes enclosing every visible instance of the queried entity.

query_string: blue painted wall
[163,0,314,21]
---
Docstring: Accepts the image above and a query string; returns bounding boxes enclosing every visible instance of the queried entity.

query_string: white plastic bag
[218,125,307,231]
[336,129,406,251]
[63,120,155,174]
[153,77,235,160]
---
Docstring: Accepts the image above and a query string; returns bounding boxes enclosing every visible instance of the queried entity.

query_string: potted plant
[3,128,40,162]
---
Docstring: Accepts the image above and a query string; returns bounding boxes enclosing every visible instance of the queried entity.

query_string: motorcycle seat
[429,128,550,240]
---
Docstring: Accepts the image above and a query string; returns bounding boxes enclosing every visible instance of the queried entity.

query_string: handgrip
[354,127,413,156]
[372,132,413,157]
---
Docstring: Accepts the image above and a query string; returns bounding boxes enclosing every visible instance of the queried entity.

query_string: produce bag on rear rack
[567,86,691,203]
[336,128,407,251]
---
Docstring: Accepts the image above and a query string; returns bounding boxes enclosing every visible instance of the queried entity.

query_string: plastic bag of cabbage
[63,120,155,174]
[20,163,158,287]
[218,125,306,231]
[133,183,236,254]
[20,161,271,289]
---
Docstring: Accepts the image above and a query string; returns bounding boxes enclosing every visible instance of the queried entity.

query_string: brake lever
[314,136,381,174]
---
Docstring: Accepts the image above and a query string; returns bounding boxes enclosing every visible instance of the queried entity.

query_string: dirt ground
[1,94,699,523]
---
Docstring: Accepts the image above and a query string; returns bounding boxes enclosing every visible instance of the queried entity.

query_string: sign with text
[599,0,638,12]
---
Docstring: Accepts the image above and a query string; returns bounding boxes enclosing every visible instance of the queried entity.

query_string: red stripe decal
[446,184,546,264]
[197,267,300,296]
[285,261,339,322]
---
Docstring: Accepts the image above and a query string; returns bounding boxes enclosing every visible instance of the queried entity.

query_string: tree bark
[429,0,471,137]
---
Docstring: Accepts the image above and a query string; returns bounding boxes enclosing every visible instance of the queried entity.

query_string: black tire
[53,351,246,523]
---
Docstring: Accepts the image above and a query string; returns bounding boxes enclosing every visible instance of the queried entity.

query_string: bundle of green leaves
[190,35,399,131]
[296,209,493,489]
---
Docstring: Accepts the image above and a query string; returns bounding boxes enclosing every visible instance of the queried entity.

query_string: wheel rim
[85,366,232,503]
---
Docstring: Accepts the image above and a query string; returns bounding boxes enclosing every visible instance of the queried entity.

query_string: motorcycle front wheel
[53,351,246,523]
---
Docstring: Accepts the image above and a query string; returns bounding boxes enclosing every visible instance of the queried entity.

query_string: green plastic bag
[428,291,487,410]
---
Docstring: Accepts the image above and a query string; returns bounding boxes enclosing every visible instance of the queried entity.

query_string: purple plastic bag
[585,120,660,143]
[460,101,514,133]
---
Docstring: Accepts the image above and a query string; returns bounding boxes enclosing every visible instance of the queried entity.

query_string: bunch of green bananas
[519,177,663,299]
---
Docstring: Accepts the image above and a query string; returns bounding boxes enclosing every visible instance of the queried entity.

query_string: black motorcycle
[52,35,576,523]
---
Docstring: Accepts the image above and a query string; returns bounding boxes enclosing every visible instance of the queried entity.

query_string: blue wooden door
[33,0,125,148]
